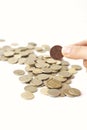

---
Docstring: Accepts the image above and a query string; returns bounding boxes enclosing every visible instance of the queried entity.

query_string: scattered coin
[46,78,62,89]
[19,75,32,83]
[59,71,72,78]
[13,69,25,76]
[8,57,18,64]
[28,42,37,46]
[42,67,52,74]
[32,68,43,74]
[20,50,30,57]
[24,85,38,93]
[64,88,81,97]
[36,74,50,80]
[68,88,81,96]
[68,67,77,74]
[21,91,34,100]
[47,89,61,97]
[35,62,49,68]
[53,76,67,82]
[4,50,15,57]
[50,45,63,60]
[0,55,8,61]
[50,64,62,71]
[71,65,82,70]
[30,78,42,86]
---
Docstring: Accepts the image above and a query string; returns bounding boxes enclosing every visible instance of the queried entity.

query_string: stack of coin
[0,42,82,100]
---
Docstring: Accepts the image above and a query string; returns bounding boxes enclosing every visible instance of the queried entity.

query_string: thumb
[62,45,87,59]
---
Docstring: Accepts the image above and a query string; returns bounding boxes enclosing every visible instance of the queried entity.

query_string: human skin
[62,40,87,68]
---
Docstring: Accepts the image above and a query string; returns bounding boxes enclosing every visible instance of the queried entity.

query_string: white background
[0,0,87,130]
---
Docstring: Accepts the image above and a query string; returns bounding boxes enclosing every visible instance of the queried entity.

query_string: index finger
[71,40,87,46]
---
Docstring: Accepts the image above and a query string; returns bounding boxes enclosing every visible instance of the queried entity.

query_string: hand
[62,40,87,68]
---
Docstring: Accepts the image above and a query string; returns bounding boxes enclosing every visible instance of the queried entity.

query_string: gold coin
[36,59,45,64]
[32,68,42,74]
[19,75,32,83]
[68,88,81,96]
[46,78,62,89]
[53,76,67,82]
[16,47,28,52]
[42,67,52,74]
[47,89,61,97]
[64,88,81,97]
[8,57,18,64]
[50,64,62,71]
[30,78,42,86]
[20,50,30,57]
[21,91,34,100]
[36,74,49,80]
[13,70,25,76]
[68,67,77,74]
[28,42,37,46]
[35,62,49,68]
[59,71,72,78]
[24,85,37,93]
[0,55,8,61]
[71,65,82,70]
[4,50,15,57]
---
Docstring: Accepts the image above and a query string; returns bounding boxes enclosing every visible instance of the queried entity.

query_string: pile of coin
[0,42,82,100]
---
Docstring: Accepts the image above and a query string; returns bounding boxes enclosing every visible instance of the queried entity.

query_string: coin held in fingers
[50,45,63,60]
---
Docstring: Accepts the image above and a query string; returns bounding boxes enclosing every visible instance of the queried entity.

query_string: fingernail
[62,46,72,55]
